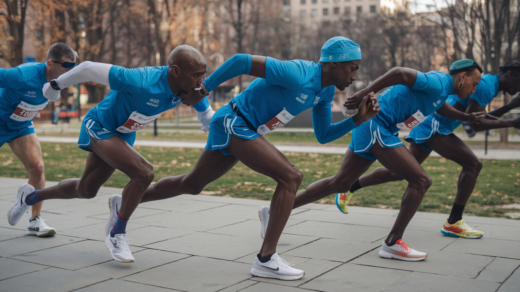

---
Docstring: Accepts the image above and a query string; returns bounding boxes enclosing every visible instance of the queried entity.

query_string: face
[170,58,207,105]
[457,69,481,99]
[332,60,360,91]
[505,72,520,95]
[46,57,75,80]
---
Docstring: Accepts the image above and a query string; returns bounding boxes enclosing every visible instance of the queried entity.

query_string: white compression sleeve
[56,61,112,89]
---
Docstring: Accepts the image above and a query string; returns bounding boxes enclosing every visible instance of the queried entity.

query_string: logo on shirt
[147,98,160,107]
[432,100,442,107]
[97,128,111,135]
[313,96,321,105]
[296,93,308,104]
[24,91,37,98]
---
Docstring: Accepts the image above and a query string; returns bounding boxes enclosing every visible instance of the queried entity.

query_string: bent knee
[279,169,304,191]
[76,186,97,199]
[27,161,45,176]
[466,159,483,173]
[410,174,432,190]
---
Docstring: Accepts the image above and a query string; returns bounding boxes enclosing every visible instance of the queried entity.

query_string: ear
[46,59,53,69]
[169,65,180,77]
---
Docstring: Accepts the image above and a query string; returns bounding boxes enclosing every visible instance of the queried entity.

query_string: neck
[497,73,507,93]
[450,75,460,96]
[167,70,182,95]
[320,63,334,89]
[44,66,51,82]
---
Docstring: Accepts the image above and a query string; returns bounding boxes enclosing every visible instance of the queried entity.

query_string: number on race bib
[396,110,426,130]
[257,109,295,135]
[116,111,160,134]
[10,101,48,122]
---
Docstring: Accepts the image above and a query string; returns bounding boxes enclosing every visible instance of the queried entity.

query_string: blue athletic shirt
[203,55,357,144]
[0,63,48,131]
[87,65,208,133]
[429,74,499,131]
[375,71,453,133]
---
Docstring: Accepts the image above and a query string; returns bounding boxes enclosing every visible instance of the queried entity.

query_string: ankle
[257,253,274,263]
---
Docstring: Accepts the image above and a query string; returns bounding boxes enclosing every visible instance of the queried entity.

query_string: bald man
[7,45,214,263]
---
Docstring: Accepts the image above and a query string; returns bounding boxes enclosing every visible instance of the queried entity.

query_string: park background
[1,0,520,219]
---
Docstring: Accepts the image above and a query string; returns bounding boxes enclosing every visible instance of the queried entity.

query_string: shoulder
[17,62,45,78]
[110,65,164,88]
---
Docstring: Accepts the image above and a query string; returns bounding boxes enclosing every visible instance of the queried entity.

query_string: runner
[7,45,214,263]
[109,37,379,280]
[338,60,520,239]
[2,43,77,237]
[259,59,486,262]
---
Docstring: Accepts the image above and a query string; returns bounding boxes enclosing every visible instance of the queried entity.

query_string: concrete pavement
[0,177,519,291]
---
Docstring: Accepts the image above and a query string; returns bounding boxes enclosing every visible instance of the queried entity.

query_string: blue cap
[320,36,361,62]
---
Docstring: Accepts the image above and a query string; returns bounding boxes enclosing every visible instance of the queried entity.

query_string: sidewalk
[0,177,518,292]
[37,136,520,160]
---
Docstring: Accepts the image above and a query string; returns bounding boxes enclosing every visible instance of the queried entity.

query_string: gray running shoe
[258,206,270,239]
[106,194,122,237]
[7,184,34,226]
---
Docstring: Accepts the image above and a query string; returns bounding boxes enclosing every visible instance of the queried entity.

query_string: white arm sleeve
[56,61,112,89]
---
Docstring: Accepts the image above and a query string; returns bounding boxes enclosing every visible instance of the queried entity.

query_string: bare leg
[293,149,374,209]
[424,133,482,206]
[141,149,238,202]
[9,134,46,219]
[358,142,431,188]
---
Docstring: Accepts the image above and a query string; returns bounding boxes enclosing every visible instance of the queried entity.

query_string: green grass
[1,142,519,219]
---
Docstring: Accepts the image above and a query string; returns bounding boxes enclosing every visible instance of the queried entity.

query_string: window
[312,0,317,3]
[345,0,350,2]
[301,9,306,16]
[357,6,362,12]
[345,7,351,15]
[334,7,340,14]
[323,8,329,15]
[311,9,317,16]
[301,0,306,4]
[323,0,328,3]
[370,5,376,12]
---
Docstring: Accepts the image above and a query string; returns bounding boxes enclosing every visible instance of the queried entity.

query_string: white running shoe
[258,206,270,239]
[7,184,34,226]
[105,233,134,263]
[251,253,304,280]
[379,239,427,261]
[26,216,56,237]
[106,194,122,236]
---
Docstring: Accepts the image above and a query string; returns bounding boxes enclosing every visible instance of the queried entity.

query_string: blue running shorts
[0,122,35,147]
[405,115,456,152]
[78,115,135,152]
[348,119,403,161]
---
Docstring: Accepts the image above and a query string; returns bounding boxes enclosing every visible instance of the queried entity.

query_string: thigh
[425,133,478,167]
[370,142,428,182]
[334,148,375,183]
[408,142,433,165]
[225,135,298,181]
[8,133,43,168]
[78,151,117,189]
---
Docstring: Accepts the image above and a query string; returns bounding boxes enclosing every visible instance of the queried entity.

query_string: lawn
[1,142,519,219]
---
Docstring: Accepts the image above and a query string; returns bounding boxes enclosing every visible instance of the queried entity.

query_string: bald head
[168,45,206,69]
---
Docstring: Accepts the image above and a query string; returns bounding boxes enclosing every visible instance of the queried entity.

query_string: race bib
[396,110,426,130]
[257,109,295,135]
[116,111,159,134]
[10,101,48,122]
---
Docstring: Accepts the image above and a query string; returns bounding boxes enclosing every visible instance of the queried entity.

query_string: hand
[508,96,520,110]
[42,82,61,102]
[197,106,215,132]
[353,92,380,125]
[344,89,370,109]
[513,115,520,129]
[467,111,486,124]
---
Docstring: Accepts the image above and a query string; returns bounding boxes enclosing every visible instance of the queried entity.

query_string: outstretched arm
[436,102,485,123]
[464,99,519,132]
[344,67,417,109]
[202,54,266,92]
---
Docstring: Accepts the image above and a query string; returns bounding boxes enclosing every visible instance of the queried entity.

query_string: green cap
[449,59,483,74]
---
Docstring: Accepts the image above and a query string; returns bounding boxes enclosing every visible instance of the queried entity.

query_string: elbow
[316,136,328,145]
[391,67,414,86]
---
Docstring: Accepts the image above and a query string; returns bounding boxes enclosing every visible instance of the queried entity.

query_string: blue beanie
[320,36,361,62]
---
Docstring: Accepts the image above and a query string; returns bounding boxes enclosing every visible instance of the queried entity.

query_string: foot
[106,194,122,237]
[105,233,134,263]
[258,206,270,239]
[26,216,56,237]
[7,184,34,226]
[251,253,304,280]
[441,219,483,239]
[335,192,353,214]
[379,239,427,261]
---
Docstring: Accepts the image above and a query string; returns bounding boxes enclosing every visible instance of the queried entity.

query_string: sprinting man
[3,43,77,237]
[339,60,520,239]
[107,37,379,280]
[259,59,486,262]
[7,45,214,263]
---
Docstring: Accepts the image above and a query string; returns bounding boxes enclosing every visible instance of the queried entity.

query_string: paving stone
[301,263,410,292]
[42,201,112,217]
[0,258,47,281]
[254,258,342,287]
[126,226,195,246]
[0,226,26,242]
[196,204,308,220]
[498,266,520,292]
[282,220,388,242]
[139,197,227,213]
[0,235,84,257]
[132,210,247,232]
[77,249,189,279]
[0,211,105,232]
[219,280,259,292]
[383,272,500,292]
[74,279,178,292]
[464,215,520,227]
[284,238,379,262]
[477,258,520,283]
[145,232,262,261]
[321,205,400,216]
[0,267,110,292]
[122,256,252,292]
[88,205,168,220]
[290,210,396,229]
[393,229,456,252]
[240,282,312,292]
[443,237,520,259]
[351,250,493,279]
[207,219,304,238]
[59,222,149,242]
[476,224,520,241]
[12,240,143,270]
